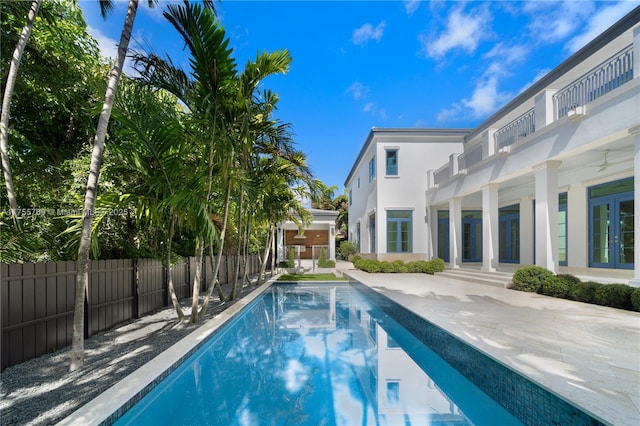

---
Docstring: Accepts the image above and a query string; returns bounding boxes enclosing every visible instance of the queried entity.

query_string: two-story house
[346,7,640,286]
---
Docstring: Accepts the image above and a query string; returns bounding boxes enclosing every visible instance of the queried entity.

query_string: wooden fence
[0,255,261,371]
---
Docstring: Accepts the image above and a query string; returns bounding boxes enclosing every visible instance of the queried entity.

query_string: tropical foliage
[1,0,326,368]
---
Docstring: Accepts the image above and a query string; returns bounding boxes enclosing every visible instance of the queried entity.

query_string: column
[449,197,462,269]
[425,205,434,259]
[534,161,562,273]
[519,196,534,265]
[534,89,558,129]
[329,225,336,261]
[631,133,640,286]
[276,226,284,264]
[481,184,499,272]
[568,183,588,268]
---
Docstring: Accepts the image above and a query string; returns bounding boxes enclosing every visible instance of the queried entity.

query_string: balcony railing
[457,142,483,171]
[494,108,536,151]
[433,163,451,186]
[553,44,633,119]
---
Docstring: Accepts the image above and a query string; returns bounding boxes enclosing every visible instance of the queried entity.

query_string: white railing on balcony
[553,44,633,119]
[457,142,483,171]
[494,108,536,151]
[433,163,451,186]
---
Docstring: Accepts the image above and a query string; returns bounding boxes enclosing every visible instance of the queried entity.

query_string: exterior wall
[284,229,329,259]
[346,131,465,259]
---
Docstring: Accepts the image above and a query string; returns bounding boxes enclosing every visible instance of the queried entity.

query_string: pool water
[115,283,523,425]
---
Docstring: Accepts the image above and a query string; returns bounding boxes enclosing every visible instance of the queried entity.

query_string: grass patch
[277,273,347,282]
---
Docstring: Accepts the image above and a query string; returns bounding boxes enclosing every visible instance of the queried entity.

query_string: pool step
[437,268,513,288]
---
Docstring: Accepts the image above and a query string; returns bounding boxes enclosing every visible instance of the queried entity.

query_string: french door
[590,192,634,269]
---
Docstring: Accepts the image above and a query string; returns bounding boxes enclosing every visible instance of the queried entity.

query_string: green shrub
[594,284,633,309]
[428,257,446,273]
[631,288,640,312]
[392,260,405,272]
[541,276,571,298]
[410,260,432,274]
[278,260,289,268]
[380,261,395,273]
[556,274,581,286]
[317,248,335,268]
[287,247,295,268]
[512,266,553,293]
[570,281,603,303]
[339,241,357,260]
[398,266,409,273]
[357,259,381,273]
[351,254,363,263]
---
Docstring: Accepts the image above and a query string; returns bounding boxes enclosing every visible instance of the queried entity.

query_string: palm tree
[70,0,161,372]
[1,0,42,226]
[134,2,294,321]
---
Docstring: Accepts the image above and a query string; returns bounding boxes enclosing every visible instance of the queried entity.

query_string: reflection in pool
[116,283,522,425]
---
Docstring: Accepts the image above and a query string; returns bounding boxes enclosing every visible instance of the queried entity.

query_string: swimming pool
[112,282,602,425]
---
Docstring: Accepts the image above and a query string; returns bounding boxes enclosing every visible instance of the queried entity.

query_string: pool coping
[56,281,276,426]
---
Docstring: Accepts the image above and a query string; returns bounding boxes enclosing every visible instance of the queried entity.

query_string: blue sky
[79,0,639,191]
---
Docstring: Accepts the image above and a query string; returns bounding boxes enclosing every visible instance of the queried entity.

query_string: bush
[357,259,381,273]
[570,281,603,303]
[541,276,571,298]
[351,254,363,263]
[512,266,553,293]
[339,241,357,260]
[397,266,408,273]
[556,274,581,286]
[287,247,295,268]
[631,288,640,312]
[428,257,446,273]
[392,260,405,272]
[380,261,395,273]
[594,284,633,309]
[317,248,335,268]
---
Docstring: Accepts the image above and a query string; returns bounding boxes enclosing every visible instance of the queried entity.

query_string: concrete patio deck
[338,262,640,426]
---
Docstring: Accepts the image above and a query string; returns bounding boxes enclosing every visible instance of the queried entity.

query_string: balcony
[457,142,483,171]
[433,163,452,186]
[494,108,536,151]
[553,44,633,119]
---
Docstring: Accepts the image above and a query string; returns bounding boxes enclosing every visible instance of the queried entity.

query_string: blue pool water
[114,283,597,425]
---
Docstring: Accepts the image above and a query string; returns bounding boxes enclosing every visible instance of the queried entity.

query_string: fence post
[85,260,92,339]
[133,259,139,319]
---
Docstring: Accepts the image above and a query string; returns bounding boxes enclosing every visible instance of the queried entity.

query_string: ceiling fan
[591,149,627,172]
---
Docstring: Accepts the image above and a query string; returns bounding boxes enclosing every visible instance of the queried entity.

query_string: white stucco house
[345,8,640,286]
[276,208,339,266]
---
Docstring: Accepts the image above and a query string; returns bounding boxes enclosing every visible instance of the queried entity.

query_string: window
[369,213,376,253]
[386,149,398,175]
[387,211,412,253]
[559,193,568,266]
[368,156,376,182]
[356,222,361,252]
[349,189,352,205]
[386,381,400,408]
[357,177,360,188]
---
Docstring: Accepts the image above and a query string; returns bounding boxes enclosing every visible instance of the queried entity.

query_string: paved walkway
[337,262,640,426]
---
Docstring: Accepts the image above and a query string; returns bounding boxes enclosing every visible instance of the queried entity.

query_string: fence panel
[137,259,165,316]
[87,259,135,337]
[1,254,255,371]
[1,261,75,371]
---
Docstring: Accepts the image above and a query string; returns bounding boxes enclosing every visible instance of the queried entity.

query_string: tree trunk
[0,0,41,225]
[230,190,244,300]
[70,0,139,372]
[190,236,204,323]
[257,225,273,286]
[166,217,184,321]
[208,244,225,301]
[197,180,232,317]
[270,226,276,277]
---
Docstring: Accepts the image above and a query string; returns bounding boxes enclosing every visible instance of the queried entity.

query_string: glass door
[462,211,482,262]
[590,193,634,269]
[499,212,520,263]
[437,211,449,262]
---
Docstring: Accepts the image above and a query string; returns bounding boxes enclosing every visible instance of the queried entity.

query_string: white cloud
[347,81,369,101]
[422,6,492,59]
[524,0,594,44]
[352,21,386,46]
[565,1,637,53]
[404,0,420,16]
[363,102,374,112]
[437,42,527,122]
[87,25,118,60]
